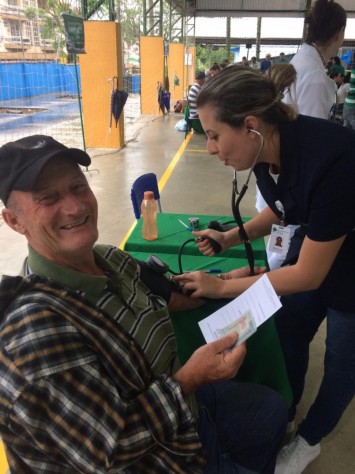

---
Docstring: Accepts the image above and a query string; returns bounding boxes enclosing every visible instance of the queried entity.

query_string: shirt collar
[26,246,111,297]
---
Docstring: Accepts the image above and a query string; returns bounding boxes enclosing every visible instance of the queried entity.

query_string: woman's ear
[244,115,259,132]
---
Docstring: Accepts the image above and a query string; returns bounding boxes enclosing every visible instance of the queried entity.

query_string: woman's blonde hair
[197,64,297,128]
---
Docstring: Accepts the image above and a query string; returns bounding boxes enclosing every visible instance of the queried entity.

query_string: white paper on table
[198,274,282,345]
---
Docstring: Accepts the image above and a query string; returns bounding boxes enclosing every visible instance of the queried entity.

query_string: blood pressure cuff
[135,260,181,304]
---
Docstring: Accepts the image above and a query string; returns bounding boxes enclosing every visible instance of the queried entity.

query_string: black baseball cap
[0,135,91,205]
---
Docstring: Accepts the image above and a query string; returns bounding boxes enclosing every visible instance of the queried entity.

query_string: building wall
[140,36,164,115]
[167,43,184,102]
[80,21,124,149]
[0,0,55,58]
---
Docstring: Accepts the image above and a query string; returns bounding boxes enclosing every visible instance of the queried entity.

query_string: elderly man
[0,135,287,473]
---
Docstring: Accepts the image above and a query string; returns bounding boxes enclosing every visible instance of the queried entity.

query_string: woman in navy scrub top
[174,64,355,474]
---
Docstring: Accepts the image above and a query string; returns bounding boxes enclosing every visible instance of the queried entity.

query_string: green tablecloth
[131,251,266,275]
[130,250,293,406]
[171,303,292,405]
[124,212,267,260]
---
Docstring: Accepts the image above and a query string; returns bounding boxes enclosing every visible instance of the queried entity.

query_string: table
[130,249,293,406]
[124,212,267,260]
[131,251,266,276]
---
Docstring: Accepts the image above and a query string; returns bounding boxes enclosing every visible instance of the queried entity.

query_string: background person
[188,71,206,119]
[329,55,345,76]
[209,62,221,77]
[276,52,287,63]
[249,56,260,70]
[187,71,206,134]
[260,54,272,74]
[256,0,347,270]
[0,135,288,474]
[174,64,355,474]
[329,71,350,124]
[343,55,355,129]
[284,0,346,119]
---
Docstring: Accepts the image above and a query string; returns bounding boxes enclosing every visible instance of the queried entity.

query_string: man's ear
[2,208,26,235]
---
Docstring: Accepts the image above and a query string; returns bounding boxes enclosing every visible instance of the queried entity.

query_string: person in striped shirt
[0,135,288,473]
[188,71,206,119]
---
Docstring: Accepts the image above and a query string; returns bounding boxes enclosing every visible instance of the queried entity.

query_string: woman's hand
[192,229,228,256]
[173,266,267,299]
[174,271,226,299]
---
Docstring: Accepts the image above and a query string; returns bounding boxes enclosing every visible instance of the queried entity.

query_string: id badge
[268,224,291,257]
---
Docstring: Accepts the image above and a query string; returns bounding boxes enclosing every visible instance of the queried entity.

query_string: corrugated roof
[169,1,355,18]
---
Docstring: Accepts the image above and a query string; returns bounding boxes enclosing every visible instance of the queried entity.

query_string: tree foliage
[25,0,179,56]
[196,45,230,70]
[118,0,143,49]
[25,0,98,55]
[118,0,172,48]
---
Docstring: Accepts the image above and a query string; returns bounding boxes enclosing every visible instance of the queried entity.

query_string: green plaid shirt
[0,246,204,473]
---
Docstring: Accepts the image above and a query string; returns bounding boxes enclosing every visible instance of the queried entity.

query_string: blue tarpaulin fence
[0,63,79,101]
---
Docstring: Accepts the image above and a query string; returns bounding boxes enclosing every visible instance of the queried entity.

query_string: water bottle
[141,191,158,240]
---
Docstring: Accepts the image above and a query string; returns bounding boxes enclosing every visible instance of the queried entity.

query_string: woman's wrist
[225,227,242,248]
[219,277,242,299]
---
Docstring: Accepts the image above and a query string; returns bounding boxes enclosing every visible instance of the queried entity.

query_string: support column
[80,21,124,149]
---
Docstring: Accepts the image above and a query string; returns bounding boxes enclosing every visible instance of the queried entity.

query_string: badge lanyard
[232,129,264,276]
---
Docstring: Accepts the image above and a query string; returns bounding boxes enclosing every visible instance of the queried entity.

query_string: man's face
[4,156,98,264]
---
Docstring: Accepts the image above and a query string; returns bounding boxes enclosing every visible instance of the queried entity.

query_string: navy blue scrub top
[254,115,355,312]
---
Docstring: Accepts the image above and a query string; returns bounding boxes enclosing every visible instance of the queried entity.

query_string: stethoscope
[231,128,264,276]
[146,128,265,279]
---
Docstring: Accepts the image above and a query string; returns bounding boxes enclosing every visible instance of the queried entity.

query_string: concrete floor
[0,113,354,473]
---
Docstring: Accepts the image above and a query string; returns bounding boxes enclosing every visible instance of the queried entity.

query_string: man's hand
[167,291,206,311]
[172,332,246,396]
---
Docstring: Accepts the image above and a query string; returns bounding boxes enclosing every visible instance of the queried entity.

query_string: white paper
[198,274,282,344]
